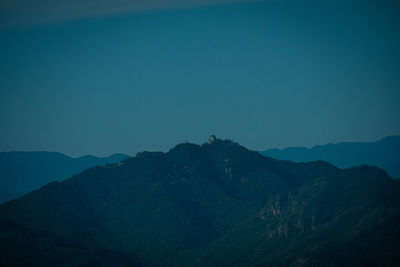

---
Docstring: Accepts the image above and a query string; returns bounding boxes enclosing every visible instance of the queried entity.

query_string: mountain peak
[1,139,399,266]
[208,135,217,144]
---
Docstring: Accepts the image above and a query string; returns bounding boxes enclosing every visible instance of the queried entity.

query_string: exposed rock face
[0,138,399,266]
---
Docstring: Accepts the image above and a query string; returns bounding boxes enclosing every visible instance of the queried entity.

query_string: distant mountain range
[0,152,130,203]
[2,136,398,205]
[260,136,400,178]
[0,137,399,266]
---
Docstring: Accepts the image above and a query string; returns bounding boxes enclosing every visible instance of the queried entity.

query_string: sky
[0,0,399,157]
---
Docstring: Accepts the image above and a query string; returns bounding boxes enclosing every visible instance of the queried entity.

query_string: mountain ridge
[260,135,400,178]
[0,137,399,266]
[0,151,130,203]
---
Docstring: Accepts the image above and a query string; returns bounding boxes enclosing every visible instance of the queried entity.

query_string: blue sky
[0,0,258,28]
[1,0,399,156]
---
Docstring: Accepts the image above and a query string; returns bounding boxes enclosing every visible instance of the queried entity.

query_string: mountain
[0,152,130,203]
[260,135,400,178]
[0,137,399,266]
[0,216,141,267]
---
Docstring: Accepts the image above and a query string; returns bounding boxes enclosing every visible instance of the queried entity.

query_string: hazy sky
[1,0,399,157]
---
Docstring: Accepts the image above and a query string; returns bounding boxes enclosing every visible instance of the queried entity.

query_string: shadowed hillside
[0,152,130,203]
[0,137,399,266]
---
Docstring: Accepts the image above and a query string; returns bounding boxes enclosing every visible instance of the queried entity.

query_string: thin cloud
[0,0,264,29]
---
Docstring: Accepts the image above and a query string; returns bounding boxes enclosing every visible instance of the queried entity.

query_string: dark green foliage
[0,137,399,266]
[0,216,140,267]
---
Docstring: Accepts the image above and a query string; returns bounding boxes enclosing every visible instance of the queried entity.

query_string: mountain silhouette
[0,152,130,203]
[0,137,399,266]
[260,136,400,178]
